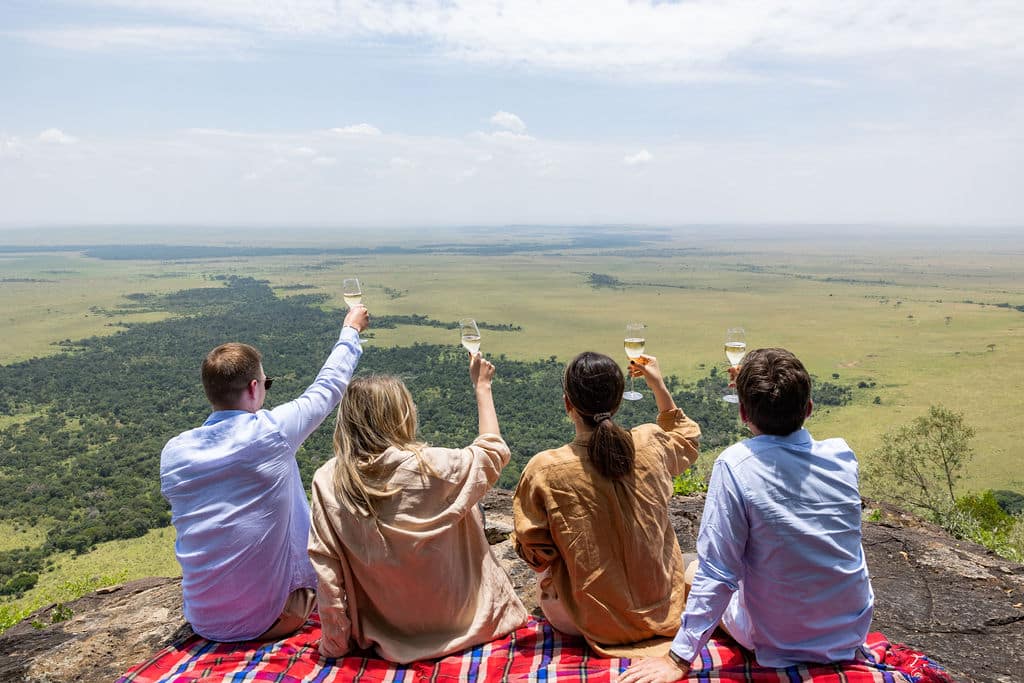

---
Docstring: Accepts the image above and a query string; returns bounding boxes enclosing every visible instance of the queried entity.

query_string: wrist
[667,649,690,672]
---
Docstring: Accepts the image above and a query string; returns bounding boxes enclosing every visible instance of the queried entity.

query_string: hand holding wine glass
[623,322,646,401]
[343,303,369,333]
[723,327,746,403]
[629,355,677,414]
[342,278,363,309]
[460,318,481,355]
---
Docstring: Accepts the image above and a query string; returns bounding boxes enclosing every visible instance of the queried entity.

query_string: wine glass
[723,327,746,403]
[623,322,646,401]
[342,278,363,309]
[459,318,481,355]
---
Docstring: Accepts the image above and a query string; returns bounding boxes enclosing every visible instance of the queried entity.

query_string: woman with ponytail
[513,352,701,655]
[308,354,527,663]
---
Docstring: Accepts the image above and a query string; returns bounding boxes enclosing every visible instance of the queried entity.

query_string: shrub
[992,489,1024,516]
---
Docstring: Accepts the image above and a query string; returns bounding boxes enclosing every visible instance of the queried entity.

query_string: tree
[866,405,974,517]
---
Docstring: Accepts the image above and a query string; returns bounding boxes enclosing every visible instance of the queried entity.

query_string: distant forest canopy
[0,233,670,261]
[0,276,856,597]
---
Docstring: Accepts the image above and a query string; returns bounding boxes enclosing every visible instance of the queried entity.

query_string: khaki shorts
[257,587,316,641]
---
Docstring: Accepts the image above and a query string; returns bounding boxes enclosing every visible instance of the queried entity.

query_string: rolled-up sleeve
[308,470,353,658]
[670,459,748,663]
[656,408,701,476]
[438,433,512,520]
[511,460,559,572]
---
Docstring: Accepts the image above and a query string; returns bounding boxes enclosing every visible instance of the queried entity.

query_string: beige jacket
[308,433,528,663]
[513,409,700,654]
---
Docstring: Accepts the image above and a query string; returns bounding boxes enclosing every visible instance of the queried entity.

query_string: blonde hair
[332,375,433,522]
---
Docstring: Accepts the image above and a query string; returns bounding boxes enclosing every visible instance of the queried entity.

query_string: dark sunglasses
[263,377,274,391]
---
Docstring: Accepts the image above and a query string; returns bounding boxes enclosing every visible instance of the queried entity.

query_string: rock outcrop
[1,492,1022,682]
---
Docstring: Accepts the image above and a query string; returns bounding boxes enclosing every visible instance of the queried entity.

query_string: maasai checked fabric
[118,612,954,683]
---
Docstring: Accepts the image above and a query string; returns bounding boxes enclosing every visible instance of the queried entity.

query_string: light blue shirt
[160,327,361,641]
[671,428,873,668]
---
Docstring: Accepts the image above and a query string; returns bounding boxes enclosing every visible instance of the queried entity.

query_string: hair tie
[592,412,612,424]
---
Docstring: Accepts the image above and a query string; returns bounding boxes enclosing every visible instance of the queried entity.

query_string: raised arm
[272,305,369,449]
[470,352,500,437]
[631,355,701,474]
[629,354,676,413]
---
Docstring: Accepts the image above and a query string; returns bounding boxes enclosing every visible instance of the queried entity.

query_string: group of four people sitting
[160,303,873,682]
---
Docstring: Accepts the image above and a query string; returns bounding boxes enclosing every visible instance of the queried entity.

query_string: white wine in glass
[342,278,363,308]
[623,322,646,401]
[459,318,481,355]
[723,327,746,404]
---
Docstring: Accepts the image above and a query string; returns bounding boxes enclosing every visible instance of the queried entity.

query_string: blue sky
[1,1,1022,227]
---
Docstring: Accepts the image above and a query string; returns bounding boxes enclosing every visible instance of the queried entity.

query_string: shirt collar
[203,410,249,426]
[753,427,812,446]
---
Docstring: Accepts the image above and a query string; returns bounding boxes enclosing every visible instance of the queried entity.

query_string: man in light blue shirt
[623,347,873,682]
[161,304,368,642]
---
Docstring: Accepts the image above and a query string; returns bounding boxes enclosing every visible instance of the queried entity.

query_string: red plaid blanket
[118,613,953,683]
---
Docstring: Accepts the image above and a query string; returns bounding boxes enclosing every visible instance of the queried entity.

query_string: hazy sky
[1,1,1022,228]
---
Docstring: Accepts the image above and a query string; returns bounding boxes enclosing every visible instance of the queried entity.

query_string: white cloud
[38,129,78,145]
[312,156,337,166]
[490,111,527,133]
[390,156,416,168]
[329,124,382,136]
[2,124,1021,226]
[471,131,535,144]
[624,149,653,165]
[16,25,251,56]
[0,136,25,157]
[40,1,1024,80]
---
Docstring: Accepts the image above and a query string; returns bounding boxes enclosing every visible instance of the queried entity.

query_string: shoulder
[813,434,854,453]
[629,422,662,442]
[521,444,574,475]
[313,457,338,484]
[716,439,755,468]
[811,435,858,468]
[518,445,579,489]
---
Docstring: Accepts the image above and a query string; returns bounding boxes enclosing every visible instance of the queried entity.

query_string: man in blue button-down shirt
[623,347,874,682]
[161,304,369,642]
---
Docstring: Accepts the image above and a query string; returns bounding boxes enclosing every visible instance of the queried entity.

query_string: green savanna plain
[1,226,1022,621]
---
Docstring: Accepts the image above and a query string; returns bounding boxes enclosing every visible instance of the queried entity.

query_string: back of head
[736,347,811,436]
[201,343,262,408]
[333,375,421,517]
[563,351,635,479]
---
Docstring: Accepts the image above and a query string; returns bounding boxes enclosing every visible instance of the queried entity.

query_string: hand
[343,304,369,333]
[629,354,664,387]
[470,352,495,389]
[727,365,740,388]
[619,654,689,683]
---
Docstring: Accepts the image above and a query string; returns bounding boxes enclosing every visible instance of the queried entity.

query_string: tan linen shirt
[309,433,528,664]
[512,409,701,654]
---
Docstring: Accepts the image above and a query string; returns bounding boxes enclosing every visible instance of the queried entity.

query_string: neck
[212,403,256,414]
[571,412,593,442]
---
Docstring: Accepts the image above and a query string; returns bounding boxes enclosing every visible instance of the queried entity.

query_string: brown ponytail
[564,352,635,479]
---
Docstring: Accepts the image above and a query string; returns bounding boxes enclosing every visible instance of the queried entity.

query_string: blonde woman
[308,354,527,663]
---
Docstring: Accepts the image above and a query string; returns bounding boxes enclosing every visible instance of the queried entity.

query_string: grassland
[0,526,179,631]
[0,226,1022,609]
